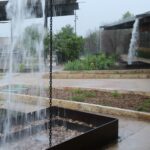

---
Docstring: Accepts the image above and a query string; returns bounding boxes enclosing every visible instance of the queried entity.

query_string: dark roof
[101,17,135,30]
[0,1,7,21]
[136,11,150,18]
[100,11,150,30]
[0,0,79,21]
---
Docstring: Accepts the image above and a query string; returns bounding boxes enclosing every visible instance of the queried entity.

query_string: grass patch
[71,89,84,95]
[84,91,96,97]
[72,95,86,102]
[137,99,150,112]
[71,89,96,97]
[71,89,96,102]
[111,91,121,98]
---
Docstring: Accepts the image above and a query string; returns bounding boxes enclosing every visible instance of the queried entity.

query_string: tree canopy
[22,24,42,56]
[54,25,84,63]
[122,11,134,20]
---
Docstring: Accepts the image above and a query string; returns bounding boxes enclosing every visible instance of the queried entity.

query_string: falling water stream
[0,0,75,149]
[128,18,140,65]
[0,0,83,149]
[1,0,46,148]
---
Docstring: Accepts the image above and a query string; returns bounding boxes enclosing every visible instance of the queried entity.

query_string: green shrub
[137,99,150,112]
[64,53,116,70]
[19,64,25,72]
[137,50,150,59]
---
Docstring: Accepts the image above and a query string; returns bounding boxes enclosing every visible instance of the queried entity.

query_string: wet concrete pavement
[3,73,150,93]
[52,79,150,93]
[106,116,150,150]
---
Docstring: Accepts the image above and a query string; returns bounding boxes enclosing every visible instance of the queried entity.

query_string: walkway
[1,73,149,93]
[52,79,150,93]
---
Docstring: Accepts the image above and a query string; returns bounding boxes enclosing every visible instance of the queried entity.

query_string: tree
[22,24,50,64]
[122,11,134,20]
[22,24,42,56]
[54,25,84,63]
[43,31,50,63]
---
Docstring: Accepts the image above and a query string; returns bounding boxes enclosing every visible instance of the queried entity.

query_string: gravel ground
[1,126,81,150]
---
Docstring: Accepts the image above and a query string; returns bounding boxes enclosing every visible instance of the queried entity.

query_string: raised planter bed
[0,107,118,150]
[43,69,150,79]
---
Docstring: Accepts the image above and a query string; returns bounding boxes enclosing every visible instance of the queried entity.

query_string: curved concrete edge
[51,73,150,79]
[54,69,150,74]
[43,69,150,79]
[0,92,150,121]
[53,99,150,122]
[54,87,150,97]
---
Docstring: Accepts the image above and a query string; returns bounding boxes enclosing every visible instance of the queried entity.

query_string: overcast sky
[0,0,150,37]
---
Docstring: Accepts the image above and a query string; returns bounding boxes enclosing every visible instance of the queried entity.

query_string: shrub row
[64,53,116,70]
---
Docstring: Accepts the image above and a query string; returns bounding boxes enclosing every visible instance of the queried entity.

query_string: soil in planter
[52,88,150,113]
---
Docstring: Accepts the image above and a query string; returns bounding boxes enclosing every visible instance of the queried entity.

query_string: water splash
[128,18,140,65]
[1,0,46,146]
[0,0,66,148]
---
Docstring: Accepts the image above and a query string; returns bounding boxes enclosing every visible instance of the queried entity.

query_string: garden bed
[52,88,150,113]
[1,85,150,113]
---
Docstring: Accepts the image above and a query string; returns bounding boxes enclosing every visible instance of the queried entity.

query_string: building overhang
[100,11,150,30]
[0,0,79,21]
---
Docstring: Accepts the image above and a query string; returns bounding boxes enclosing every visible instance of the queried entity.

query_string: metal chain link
[49,0,53,147]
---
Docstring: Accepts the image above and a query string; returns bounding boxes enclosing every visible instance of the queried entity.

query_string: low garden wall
[43,69,150,79]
